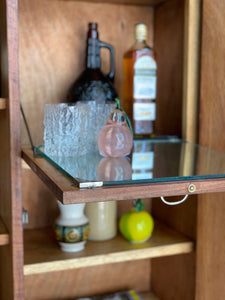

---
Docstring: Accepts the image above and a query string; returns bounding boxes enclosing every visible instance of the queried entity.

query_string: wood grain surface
[19,0,154,239]
[143,292,160,300]
[0,218,9,245]
[154,0,184,137]
[182,0,201,143]
[151,2,199,299]
[0,98,6,109]
[22,167,59,229]
[22,148,225,204]
[0,0,24,299]
[152,253,195,300]
[63,0,167,6]
[23,222,193,275]
[16,0,225,299]
[196,0,225,299]
[19,0,154,146]
[25,260,151,299]
[3,0,225,299]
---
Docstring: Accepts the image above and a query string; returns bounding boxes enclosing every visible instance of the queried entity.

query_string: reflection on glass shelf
[132,140,154,180]
[35,139,225,187]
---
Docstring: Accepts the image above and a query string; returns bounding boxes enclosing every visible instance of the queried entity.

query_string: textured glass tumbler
[44,101,116,157]
[44,103,90,157]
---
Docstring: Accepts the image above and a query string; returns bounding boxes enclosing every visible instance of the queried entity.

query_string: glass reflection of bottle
[85,157,132,242]
[67,22,118,103]
[123,23,157,138]
[97,157,132,181]
[132,140,154,180]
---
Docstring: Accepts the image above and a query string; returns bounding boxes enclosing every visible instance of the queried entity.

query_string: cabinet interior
[18,0,197,299]
[0,218,9,245]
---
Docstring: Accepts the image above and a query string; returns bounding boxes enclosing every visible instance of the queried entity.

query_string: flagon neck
[86,22,101,69]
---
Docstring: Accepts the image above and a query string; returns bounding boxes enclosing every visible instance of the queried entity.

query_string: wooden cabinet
[0,0,225,299]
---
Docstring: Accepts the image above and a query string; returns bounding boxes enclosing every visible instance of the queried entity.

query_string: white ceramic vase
[54,201,90,252]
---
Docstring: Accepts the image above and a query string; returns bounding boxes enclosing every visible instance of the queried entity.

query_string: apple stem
[133,199,146,212]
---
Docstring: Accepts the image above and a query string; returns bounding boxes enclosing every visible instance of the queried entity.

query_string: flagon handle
[99,41,115,83]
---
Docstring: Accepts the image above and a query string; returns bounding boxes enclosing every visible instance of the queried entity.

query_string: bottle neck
[86,38,101,69]
[86,23,101,69]
[133,39,148,50]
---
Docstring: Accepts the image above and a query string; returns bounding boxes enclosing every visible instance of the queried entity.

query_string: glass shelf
[34,138,225,188]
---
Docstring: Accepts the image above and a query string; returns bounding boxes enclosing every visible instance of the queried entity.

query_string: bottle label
[133,56,157,99]
[133,103,156,121]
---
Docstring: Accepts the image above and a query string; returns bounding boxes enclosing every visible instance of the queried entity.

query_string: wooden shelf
[23,221,194,275]
[0,218,9,246]
[0,98,6,110]
[22,148,225,204]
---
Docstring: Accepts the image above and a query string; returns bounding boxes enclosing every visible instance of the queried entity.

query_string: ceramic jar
[85,201,117,241]
[84,157,132,241]
[54,201,90,252]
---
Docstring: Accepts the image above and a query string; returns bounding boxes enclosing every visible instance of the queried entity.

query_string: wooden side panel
[196,0,225,299]
[196,193,225,300]
[182,0,201,143]
[152,1,196,299]
[0,0,24,299]
[0,217,9,245]
[198,4,225,151]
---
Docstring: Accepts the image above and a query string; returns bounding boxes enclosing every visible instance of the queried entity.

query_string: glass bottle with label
[123,23,157,137]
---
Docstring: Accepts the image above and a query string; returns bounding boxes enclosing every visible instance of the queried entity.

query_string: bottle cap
[88,22,98,39]
[88,22,98,30]
[135,23,147,41]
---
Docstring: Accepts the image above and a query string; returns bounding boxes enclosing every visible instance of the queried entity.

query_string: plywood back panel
[24,260,150,299]
[19,0,154,230]
[154,0,184,136]
[19,0,154,146]
[22,167,59,229]
[152,253,195,300]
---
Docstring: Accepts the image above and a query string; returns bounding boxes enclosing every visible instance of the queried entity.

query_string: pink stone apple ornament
[98,109,133,158]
